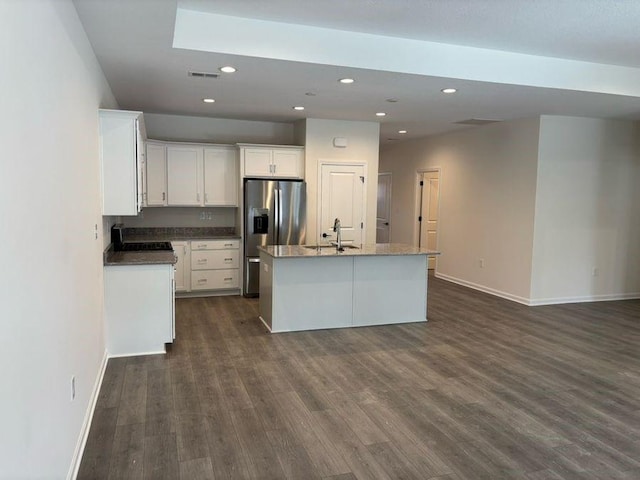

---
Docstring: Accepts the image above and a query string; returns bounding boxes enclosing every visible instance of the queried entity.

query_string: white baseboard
[258,315,272,332]
[108,349,166,358]
[528,292,640,306]
[435,272,531,305]
[435,272,640,306]
[67,349,109,480]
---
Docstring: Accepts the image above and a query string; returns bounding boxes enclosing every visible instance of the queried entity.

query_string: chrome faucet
[333,218,343,251]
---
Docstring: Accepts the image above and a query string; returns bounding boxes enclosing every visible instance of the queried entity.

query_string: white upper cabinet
[99,109,146,216]
[167,145,203,206]
[240,145,304,179]
[146,142,167,206]
[204,146,238,206]
[272,148,304,178]
[243,148,273,177]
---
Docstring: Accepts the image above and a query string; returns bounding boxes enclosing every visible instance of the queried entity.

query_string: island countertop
[258,243,440,258]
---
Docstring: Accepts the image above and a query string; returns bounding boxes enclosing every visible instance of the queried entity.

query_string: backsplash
[121,207,236,228]
[123,226,236,238]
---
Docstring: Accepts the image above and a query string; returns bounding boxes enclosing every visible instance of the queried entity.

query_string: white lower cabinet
[172,239,240,294]
[104,263,175,356]
[190,239,240,291]
[172,241,191,292]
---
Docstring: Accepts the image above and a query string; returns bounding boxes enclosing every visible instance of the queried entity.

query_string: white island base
[259,245,432,333]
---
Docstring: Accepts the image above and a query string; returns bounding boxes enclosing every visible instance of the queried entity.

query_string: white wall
[303,119,380,244]
[531,116,640,303]
[0,1,116,477]
[380,118,541,302]
[145,112,295,145]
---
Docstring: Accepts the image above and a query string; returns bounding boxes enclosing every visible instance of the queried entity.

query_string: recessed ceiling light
[376,112,386,117]
[202,98,215,103]
[441,88,457,94]
[339,78,355,84]
[398,130,407,134]
[293,106,305,111]
[219,66,236,73]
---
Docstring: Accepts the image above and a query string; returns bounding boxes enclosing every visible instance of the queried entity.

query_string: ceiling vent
[454,118,501,126]
[188,71,219,79]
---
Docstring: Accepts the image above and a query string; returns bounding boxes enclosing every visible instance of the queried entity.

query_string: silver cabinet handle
[224,258,232,261]
[224,277,233,281]
[197,259,207,264]
[162,192,166,201]
[197,279,207,284]
[183,246,187,254]
[196,244,207,249]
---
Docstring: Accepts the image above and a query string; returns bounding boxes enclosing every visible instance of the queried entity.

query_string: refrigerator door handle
[274,188,280,245]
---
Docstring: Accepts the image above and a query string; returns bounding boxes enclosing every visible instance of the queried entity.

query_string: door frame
[414,168,442,248]
[317,160,368,245]
[377,172,392,242]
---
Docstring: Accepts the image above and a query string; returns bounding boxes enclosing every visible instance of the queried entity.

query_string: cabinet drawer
[191,239,240,250]
[191,250,239,270]
[191,269,239,290]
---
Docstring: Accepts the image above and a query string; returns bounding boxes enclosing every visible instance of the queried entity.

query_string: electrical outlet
[479,258,485,268]
[199,211,206,220]
[71,376,76,401]
[207,212,213,220]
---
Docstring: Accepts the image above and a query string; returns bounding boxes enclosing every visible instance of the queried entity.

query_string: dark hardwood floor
[78,276,640,479]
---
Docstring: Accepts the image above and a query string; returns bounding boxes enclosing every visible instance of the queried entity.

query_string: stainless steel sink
[304,244,359,250]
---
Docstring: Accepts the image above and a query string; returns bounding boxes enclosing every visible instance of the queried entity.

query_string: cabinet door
[272,149,304,178]
[204,147,238,206]
[100,110,144,216]
[243,148,273,177]
[167,146,203,206]
[146,143,167,206]
[136,122,145,212]
[172,241,190,292]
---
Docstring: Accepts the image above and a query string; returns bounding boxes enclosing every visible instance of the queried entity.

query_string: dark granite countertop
[104,249,177,266]
[103,227,239,266]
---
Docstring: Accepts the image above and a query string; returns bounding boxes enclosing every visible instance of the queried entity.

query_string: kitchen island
[258,244,440,333]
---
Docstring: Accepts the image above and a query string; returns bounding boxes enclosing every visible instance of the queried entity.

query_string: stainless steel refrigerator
[244,179,306,296]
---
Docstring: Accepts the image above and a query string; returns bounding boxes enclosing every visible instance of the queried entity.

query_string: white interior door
[376,173,392,243]
[319,163,365,245]
[419,171,440,269]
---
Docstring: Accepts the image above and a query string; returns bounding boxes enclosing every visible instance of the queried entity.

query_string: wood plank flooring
[78,276,640,479]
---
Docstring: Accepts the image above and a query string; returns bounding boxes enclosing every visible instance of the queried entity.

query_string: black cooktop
[118,241,173,252]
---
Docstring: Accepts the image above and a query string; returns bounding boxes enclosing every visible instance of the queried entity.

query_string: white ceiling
[73,0,640,144]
